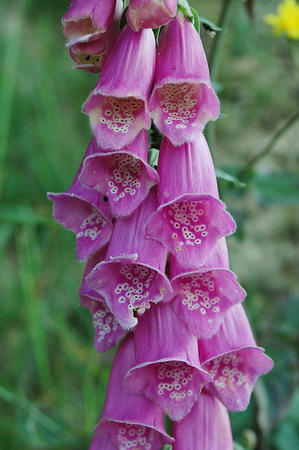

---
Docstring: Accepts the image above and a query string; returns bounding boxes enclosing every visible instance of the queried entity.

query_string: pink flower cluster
[49,1,274,448]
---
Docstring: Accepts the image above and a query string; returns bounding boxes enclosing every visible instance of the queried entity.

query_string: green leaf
[0,205,55,226]
[0,386,77,446]
[198,16,222,34]
[215,168,246,188]
[190,7,200,33]
[253,173,299,204]
[148,148,159,167]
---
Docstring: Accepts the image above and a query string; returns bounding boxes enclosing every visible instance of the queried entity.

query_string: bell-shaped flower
[86,188,171,329]
[124,303,212,421]
[80,130,159,217]
[173,391,234,450]
[167,238,246,339]
[83,25,156,150]
[79,248,126,352]
[149,13,219,146]
[90,335,174,449]
[126,0,177,31]
[47,142,113,261]
[199,304,274,411]
[145,135,236,270]
[68,0,122,73]
[62,0,117,45]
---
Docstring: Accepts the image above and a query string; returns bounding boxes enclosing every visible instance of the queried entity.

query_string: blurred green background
[0,0,298,448]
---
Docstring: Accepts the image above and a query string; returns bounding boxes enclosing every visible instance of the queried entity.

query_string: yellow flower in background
[264,0,299,39]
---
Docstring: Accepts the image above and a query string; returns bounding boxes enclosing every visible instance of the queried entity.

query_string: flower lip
[86,256,172,329]
[123,357,212,422]
[167,260,246,340]
[62,0,118,43]
[47,191,112,230]
[202,346,274,411]
[146,193,236,269]
[95,418,175,444]
[79,144,160,217]
[47,191,113,261]
[201,344,273,367]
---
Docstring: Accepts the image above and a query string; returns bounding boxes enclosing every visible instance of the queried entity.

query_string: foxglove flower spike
[79,248,126,352]
[69,0,122,73]
[124,303,211,421]
[199,304,274,411]
[62,0,117,44]
[47,141,113,261]
[126,0,177,31]
[83,26,156,150]
[173,391,234,450]
[146,135,236,269]
[168,238,246,339]
[80,130,159,217]
[87,188,171,329]
[149,13,220,146]
[90,335,174,449]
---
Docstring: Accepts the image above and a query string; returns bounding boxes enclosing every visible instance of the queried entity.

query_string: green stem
[206,0,234,150]
[238,108,299,178]
[209,0,234,82]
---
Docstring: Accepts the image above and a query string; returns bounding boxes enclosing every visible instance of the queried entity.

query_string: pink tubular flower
[62,0,117,44]
[83,25,156,150]
[90,335,174,449]
[173,391,234,450]
[167,238,246,339]
[124,304,212,421]
[47,143,113,261]
[80,130,159,217]
[145,135,236,270]
[86,189,171,329]
[79,249,126,352]
[199,304,274,411]
[126,0,177,31]
[149,13,220,146]
[68,0,122,73]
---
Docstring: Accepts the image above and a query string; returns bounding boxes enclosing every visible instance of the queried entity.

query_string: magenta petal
[124,304,211,421]
[68,1,122,73]
[62,0,117,42]
[199,304,274,411]
[126,0,177,31]
[168,239,246,339]
[149,14,219,145]
[87,189,171,329]
[83,26,155,150]
[145,136,236,270]
[173,391,233,450]
[79,250,126,352]
[47,166,113,262]
[91,335,174,449]
[80,130,159,217]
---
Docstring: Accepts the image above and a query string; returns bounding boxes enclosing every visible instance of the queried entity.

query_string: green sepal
[190,7,200,33]
[215,168,246,188]
[148,148,159,167]
[177,0,193,21]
